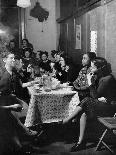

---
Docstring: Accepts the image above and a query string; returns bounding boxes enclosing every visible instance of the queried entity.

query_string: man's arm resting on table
[22,79,41,88]
[22,81,34,88]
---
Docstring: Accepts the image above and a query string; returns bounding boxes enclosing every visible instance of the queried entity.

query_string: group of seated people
[8,39,78,83]
[6,39,80,104]
[59,52,116,152]
[0,41,116,154]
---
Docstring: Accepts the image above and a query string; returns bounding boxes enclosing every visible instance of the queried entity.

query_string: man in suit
[0,52,38,154]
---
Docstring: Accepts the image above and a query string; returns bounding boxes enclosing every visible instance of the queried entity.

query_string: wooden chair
[95,113,116,154]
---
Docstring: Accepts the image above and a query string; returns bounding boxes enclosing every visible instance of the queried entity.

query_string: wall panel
[105,0,116,76]
[26,0,57,54]
[0,1,20,48]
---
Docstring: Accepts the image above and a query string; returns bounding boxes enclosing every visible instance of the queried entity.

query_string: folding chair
[95,113,116,154]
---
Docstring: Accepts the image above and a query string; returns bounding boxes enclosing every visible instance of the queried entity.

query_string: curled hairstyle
[40,51,48,58]
[92,57,112,77]
[51,50,58,58]
[22,38,29,45]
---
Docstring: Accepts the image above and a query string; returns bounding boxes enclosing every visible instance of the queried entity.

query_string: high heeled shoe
[70,141,86,152]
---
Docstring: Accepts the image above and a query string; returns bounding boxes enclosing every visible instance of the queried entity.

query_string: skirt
[79,97,114,119]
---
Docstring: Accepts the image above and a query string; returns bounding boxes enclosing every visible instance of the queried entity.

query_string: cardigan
[90,74,116,102]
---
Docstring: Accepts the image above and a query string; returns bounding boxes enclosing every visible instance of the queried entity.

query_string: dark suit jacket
[0,68,15,95]
[0,68,23,105]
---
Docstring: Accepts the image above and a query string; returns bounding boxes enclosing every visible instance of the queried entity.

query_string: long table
[25,86,80,127]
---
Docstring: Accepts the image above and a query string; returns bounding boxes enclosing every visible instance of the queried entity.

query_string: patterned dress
[79,74,116,119]
[73,66,91,101]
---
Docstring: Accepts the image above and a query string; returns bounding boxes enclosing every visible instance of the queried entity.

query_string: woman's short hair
[40,51,48,58]
[22,38,29,45]
[92,57,112,76]
[92,57,107,68]
[51,50,58,58]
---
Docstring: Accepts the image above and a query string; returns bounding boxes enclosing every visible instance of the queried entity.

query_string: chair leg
[37,130,44,138]
[95,129,108,151]
[102,141,115,154]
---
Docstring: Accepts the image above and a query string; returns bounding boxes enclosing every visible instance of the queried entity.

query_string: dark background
[0,0,20,47]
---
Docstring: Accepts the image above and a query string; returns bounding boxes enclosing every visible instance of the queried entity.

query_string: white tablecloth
[25,87,80,127]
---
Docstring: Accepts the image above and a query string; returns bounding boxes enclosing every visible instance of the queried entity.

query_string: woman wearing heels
[61,57,116,152]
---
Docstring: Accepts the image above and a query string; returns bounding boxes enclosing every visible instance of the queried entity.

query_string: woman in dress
[20,39,33,58]
[61,57,116,152]
[73,52,96,101]
[52,51,62,75]
[22,50,34,70]
[39,51,51,73]
[57,55,69,83]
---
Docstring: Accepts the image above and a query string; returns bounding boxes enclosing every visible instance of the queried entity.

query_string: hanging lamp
[17,0,31,8]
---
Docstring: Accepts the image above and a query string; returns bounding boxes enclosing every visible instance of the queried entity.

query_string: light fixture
[17,0,31,8]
